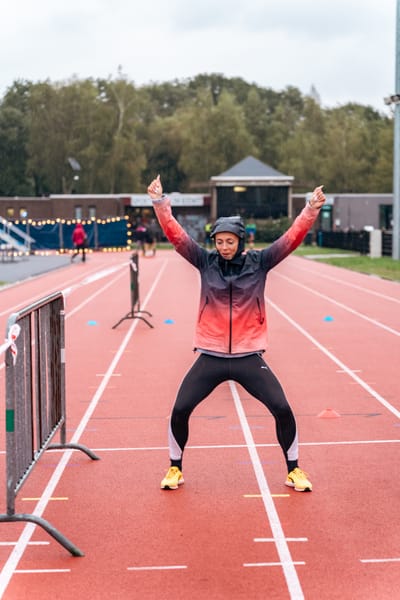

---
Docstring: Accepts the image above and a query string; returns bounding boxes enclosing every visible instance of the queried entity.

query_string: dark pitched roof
[213,156,291,179]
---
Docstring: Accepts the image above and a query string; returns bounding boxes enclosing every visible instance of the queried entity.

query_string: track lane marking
[0,259,168,597]
[360,558,400,564]
[268,299,400,421]
[64,269,127,319]
[274,272,400,337]
[0,260,124,317]
[0,261,128,372]
[244,562,305,567]
[255,538,308,542]
[2,439,398,456]
[15,569,71,574]
[127,565,187,571]
[244,494,290,498]
[290,261,400,305]
[82,439,400,453]
[0,542,49,547]
[229,380,305,600]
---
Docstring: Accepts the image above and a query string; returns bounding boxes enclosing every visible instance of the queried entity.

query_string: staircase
[0,217,35,259]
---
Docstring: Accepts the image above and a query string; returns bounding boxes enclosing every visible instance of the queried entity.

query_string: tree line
[0,72,394,197]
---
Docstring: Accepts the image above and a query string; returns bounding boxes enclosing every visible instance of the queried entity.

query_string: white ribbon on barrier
[0,323,21,365]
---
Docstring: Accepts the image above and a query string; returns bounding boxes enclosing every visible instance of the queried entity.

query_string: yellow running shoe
[160,466,184,490]
[285,468,312,492]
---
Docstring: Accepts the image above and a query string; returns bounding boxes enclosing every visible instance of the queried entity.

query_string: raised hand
[147,175,163,200]
[309,185,325,209]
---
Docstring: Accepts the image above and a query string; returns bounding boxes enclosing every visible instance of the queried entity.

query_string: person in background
[133,222,147,256]
[71,222,87,263]
[147,174,325,493]
[146,219,159,256]
[245,220,257,249]
[204,221,212,248]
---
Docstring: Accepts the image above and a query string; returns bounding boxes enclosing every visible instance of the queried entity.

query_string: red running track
[0,250,399,599]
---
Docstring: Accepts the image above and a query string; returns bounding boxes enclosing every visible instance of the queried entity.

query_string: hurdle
[112,251,153,329]
[0,291,99,557]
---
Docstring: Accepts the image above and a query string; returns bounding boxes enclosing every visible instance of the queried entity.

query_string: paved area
[0,254,71,285]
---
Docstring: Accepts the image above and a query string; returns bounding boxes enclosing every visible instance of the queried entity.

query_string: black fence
[382,232,393,256]
[316,230,370,254]
[316,230,393,257]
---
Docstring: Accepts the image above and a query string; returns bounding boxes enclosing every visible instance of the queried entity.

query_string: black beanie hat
[210,216,245,239]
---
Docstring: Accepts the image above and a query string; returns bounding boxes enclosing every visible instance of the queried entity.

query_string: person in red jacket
[71,222,87,263]
[147,175,325,492]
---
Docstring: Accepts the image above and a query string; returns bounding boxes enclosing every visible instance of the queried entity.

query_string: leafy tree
[320,104,384,193]
[142,115,186,192]
[279,97,326,191]
[96,77,147,193]
[0,81,34,195]
[0,73,394,197]
[367,117,393,192]
[178,89,255,187]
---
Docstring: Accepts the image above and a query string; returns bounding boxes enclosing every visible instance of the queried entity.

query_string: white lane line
[64,269,127,319]
[81,264,127,285]
[254,538,308,543]
[360,558,400,564]
[0,261,127,372]
[0,259,168,598]
[52,439,399,454]
[63,263,127,297]
[292,262,400,305]
[268,299,400,421]
[0,542,49,547]
[0,261,121,317]
[229,381,305,600]
[3,439,396,457]
[244,562,305,568]
[127,565,187,571]
[274,272,400,337]
[15,569,71,574]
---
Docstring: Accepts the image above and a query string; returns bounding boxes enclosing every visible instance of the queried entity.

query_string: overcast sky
[1,0,397,113]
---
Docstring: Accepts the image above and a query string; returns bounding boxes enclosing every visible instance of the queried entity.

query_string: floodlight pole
[392,0,400,259]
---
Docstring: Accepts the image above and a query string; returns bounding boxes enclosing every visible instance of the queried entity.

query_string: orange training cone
[317,408,341,419]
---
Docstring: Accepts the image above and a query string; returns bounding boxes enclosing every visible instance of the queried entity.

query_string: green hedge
[250,218,292,243]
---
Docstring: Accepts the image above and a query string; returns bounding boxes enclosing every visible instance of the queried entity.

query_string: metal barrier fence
[112,252,153,329]
[316,230,370,254]
[316,229,394,257]
[0,292,99,556]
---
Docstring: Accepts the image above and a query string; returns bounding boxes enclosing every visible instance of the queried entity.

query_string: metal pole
[393,0,400,259]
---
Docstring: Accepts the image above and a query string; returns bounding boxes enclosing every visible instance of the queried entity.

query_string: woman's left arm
[147,176,205,267]
[264,186,326,269]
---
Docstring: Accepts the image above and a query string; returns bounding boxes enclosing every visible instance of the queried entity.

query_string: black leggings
[168,353,298,470]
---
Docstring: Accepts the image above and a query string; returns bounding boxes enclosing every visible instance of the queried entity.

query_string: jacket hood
[210,216,245,240]
[211,216,246,260]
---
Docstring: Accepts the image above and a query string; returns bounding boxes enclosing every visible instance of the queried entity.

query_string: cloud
[0,0,396,111]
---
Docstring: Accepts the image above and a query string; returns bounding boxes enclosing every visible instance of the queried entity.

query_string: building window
[74,206,83,220]
[6,207,15,218]
[88,206,96,219]
[19,208,28,218]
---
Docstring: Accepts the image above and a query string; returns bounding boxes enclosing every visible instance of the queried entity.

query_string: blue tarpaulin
[12,219,129,250]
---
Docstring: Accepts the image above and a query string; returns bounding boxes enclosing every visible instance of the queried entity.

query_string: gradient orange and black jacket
[152,196,319,355]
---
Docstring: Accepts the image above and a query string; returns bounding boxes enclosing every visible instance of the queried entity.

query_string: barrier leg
[0,513,84,557]
[48,442,100,460]
[112,309,153,329]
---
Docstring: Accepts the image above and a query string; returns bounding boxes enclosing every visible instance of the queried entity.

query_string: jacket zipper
[256,297,264,324]
[199,296,208,321]
[229,282,233,353]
